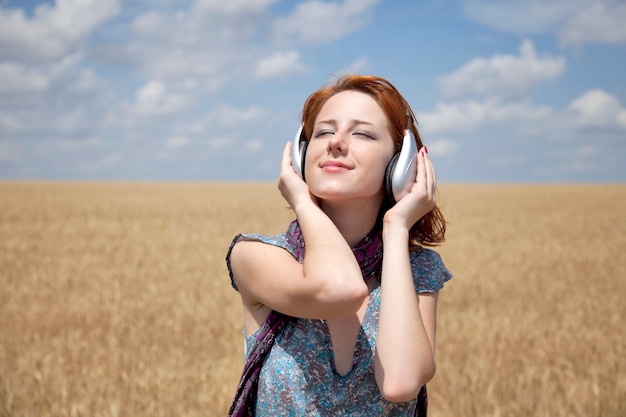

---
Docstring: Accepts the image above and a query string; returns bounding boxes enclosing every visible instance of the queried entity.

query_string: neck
[319,195,383,246]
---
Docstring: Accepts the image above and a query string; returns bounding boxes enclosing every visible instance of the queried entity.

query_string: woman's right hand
[278,141,318,211]
[383,147,437,231]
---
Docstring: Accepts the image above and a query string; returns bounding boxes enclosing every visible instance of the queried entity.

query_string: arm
[230,142,368,329]
[374,147,439,402]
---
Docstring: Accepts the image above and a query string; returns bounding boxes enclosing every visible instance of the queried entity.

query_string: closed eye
[314,130,334,138]
[354,132,375,140]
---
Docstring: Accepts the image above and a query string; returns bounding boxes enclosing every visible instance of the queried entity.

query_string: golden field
[0,182,624,417]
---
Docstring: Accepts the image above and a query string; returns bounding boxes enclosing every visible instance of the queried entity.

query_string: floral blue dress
[227,232,452,417]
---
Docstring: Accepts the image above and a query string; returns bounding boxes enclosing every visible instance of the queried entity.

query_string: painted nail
[424,146,428,154]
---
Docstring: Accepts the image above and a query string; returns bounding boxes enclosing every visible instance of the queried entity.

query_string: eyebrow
[315,119,376,127]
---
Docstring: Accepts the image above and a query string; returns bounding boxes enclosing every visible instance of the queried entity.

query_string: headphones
[291,124,418,203]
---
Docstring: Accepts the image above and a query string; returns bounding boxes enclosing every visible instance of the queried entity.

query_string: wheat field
[0,182,624,417]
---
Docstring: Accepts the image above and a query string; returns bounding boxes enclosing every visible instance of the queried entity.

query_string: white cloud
[568,89,626,129]
[462,0,626,47]
[421,100,491,133]
[461,0,588,35]
[0,62,49,93]
[421,98,552,135]
[0,0,121,63]
[245,139,264,152]
[130,0,278,42]
[437,39,566,99]
[427,138,460,156]
[0,1,622,182]
[125,0,279,88]
[190,105,271,134]
[332,57,370,77]
[424,98,528,134]
[272,0,380,45]
[0,42,111,141]
[137,80,166,103]
[0,82,103,135]
[128,80,193,117]
[165,136,190,149]
[191,0,279,16]
[183,105,274,157]
[420,88,626,153]
[130,10,167,37]
[0,53,97,97]
[125,0,382,91]
[254,51,309,80]
[208,135,235,149]
[558,2,626,46]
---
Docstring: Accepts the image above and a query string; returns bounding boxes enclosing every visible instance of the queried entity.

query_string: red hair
[301,74,446,247]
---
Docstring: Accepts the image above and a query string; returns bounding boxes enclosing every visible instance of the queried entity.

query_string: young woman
[226,75,452,416]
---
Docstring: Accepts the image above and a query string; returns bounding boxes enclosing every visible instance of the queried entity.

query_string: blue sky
[0,0,625,182]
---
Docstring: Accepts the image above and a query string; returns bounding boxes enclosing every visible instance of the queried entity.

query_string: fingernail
[424,146,428,154]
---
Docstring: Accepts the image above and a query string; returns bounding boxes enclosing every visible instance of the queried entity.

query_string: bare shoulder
[230,239,300,288]
[230,238,303,305]
[230,239,303,334]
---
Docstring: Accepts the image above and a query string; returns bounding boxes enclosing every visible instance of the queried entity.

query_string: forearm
[375,222,436,401]
[293,200,368,313]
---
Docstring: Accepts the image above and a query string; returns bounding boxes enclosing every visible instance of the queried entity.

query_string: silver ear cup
[388,129,418,202]
[291,125,307,180]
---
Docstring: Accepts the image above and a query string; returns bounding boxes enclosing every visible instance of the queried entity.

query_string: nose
[327,130,347,154]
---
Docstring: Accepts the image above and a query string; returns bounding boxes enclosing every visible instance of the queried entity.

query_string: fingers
[416,146,436,204]
[278,142,292,193]
[278,140,310,207]
[416,146,425,189]
[423,147,436,201]
[384,145,438,227]
[281,141,293,173]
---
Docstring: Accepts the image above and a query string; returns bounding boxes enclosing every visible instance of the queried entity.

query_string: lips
[320,160,352,171]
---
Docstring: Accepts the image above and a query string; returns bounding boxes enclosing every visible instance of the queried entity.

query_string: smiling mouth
[321,161,351,171]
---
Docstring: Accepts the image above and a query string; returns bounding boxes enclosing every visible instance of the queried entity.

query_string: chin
[307,172,385,201]
[311,184,385,203]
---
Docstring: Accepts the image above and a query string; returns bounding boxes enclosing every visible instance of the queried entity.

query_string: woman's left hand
[383,147,437,229]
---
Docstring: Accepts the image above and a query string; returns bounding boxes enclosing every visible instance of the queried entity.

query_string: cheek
[373,158,392,185]
[302,140,322,177]
[367,145,396,173]
[357,150,394,187]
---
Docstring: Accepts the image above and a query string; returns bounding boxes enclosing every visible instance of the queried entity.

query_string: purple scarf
[283,219,384,278]
[228,220,426,416]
